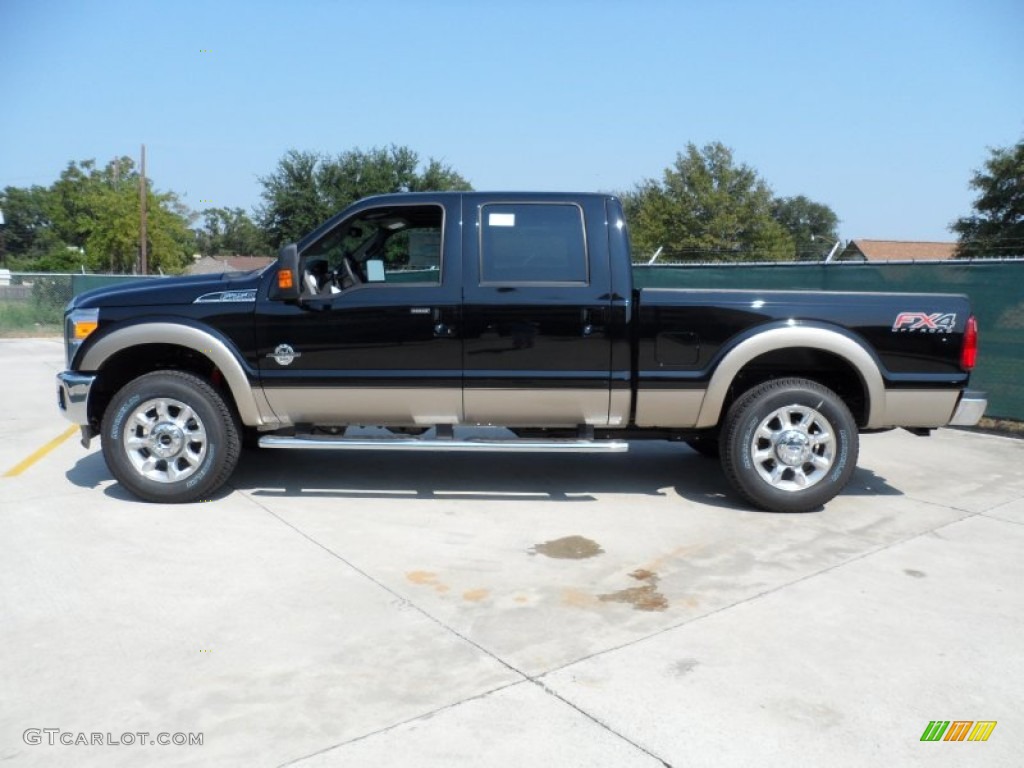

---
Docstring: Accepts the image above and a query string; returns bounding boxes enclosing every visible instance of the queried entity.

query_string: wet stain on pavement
[462,588,490,602]
[672,658,700,676]
[405,570,450,594]
[904,569,926,578]
[561,588,600,608]
[406,570,437,585]
[599,569,669,612]
[530,535,604,559]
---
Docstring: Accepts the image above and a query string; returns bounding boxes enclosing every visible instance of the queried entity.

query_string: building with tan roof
[837,240,957,262]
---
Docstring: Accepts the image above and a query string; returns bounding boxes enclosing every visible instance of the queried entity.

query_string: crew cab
[56,192,986,511]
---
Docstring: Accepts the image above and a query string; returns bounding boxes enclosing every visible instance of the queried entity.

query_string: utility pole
[139,144,148,275]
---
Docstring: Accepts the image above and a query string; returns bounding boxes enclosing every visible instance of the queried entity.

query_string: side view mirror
[275,244,301,301]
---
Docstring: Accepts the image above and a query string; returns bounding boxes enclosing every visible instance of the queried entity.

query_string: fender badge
[267,344,301,366]
[892,312,957,333]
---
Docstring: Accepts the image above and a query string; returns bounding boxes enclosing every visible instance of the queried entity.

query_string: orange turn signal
[73,320,98,340]
[278,269,294,290]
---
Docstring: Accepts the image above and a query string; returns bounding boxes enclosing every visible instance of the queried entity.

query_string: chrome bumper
[56,371,96,426]
[949,390,987,426]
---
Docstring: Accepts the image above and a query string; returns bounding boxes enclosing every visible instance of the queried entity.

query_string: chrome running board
[258,434,628,453]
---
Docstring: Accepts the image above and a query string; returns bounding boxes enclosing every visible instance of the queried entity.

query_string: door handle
[431,309,455,337]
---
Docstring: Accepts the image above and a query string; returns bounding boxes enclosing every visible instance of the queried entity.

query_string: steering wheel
[338,256,363,289]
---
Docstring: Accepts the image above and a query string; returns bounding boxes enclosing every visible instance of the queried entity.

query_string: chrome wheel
[750,404,836,492]
[122,397,208,483]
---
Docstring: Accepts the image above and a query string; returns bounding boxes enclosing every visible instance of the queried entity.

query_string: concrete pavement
[1,338,1021,767]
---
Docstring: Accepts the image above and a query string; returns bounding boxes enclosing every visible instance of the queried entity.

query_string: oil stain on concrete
[530,535,604,559]
[599,568,669,612]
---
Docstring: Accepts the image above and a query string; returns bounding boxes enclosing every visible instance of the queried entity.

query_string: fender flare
[80,322,273,427]
[695,325,887,429]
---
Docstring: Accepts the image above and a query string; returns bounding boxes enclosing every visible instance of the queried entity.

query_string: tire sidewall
[725,382,857,512]
[102,374,231,503]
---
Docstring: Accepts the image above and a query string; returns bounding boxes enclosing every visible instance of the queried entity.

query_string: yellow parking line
[3,426,80,478]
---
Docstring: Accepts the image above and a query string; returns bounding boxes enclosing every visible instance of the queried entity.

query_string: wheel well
[723,347,869,427]
[88,344,232,429]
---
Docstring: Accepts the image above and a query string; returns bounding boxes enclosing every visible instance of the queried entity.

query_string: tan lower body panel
[881,389,959,428]
[464,389,611,427]
[609,388,631,427]
[634,388,706,428]
[263,388,462,427]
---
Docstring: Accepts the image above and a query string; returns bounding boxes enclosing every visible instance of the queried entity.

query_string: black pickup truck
[57,192,986,511]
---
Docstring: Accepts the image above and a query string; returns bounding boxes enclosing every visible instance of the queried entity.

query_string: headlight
[66,308,99,368]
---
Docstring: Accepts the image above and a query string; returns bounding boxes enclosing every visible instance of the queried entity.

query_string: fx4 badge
[892,312,957,333]
[267,344,301,365]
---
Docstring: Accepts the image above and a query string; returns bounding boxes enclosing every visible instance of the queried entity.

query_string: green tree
[2,158,195,273]
[951,138,1024,258]
[258,145,472,248]
[0,184,64,267]
[195,207,270,256]
[624,143,794,262]
[45,157,195,273]
[771,195,840,260]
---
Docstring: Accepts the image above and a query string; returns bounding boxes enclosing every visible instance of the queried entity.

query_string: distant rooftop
[838,240,957,262]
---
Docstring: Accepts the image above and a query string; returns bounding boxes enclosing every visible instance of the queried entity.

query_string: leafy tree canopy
[771,195,840,260]
[195,207,270,257]
[951,137,1024,258]
[257,145,472,248]
[1,157,195,273]
[624,142,796,262]
[0,184,62,267]
[623,144,841,262]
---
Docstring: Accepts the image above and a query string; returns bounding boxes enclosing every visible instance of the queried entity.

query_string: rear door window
[479,203,588,285]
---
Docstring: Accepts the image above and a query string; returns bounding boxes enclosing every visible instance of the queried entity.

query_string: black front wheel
[721,378,858,513]
[101,371,241,503]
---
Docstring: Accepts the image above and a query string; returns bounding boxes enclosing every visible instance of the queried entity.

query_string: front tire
[101,371,241,503]
[721,378,858,512]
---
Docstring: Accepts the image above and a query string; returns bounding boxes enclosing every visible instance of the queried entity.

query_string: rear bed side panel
[633,288,973,429]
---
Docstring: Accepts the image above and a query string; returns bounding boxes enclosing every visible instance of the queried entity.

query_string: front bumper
[56,371,96,426]
[948,390,987,426]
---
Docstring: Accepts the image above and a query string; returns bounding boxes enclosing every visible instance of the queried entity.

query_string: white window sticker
[488,213,515,227]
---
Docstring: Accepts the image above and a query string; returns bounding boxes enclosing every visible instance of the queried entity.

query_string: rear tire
[101,370,241,503]
[721,378,858,512]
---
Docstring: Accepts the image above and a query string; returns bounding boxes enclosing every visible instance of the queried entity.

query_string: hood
[71,270,265,309]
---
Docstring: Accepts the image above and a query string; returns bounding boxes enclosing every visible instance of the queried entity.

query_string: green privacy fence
[635,260,1024,421]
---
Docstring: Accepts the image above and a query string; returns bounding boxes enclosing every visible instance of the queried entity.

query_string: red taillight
[960,315,978,371]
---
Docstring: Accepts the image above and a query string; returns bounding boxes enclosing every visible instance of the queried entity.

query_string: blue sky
[1,0,1021,242]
